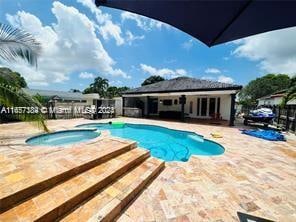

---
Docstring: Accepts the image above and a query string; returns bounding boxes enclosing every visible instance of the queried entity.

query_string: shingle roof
[22,88,85,101]
[124,77,242,94]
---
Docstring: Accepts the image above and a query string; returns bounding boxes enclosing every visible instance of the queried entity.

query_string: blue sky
[1,0,295,91]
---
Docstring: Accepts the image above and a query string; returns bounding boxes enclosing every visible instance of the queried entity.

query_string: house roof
[123,77,242,95]
[257,89,288,101]
[22,88,86,101]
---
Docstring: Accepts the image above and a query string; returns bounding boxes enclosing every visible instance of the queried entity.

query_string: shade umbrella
[95,0,296,47]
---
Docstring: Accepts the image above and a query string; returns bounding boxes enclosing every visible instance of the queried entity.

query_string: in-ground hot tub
[26,129,100,146]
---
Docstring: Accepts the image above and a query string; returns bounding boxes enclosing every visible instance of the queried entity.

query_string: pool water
[77,123,224,162]
[26,129,100,146]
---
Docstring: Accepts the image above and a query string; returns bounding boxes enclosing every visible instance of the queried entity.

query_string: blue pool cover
[241,129,285,141]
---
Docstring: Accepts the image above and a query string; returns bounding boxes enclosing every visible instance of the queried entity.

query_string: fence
[240,105,296,133]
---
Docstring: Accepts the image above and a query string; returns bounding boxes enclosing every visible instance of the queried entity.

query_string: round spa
[26,129,100,146]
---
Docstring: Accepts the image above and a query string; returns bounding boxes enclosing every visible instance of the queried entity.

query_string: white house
[122,77,242,126]
[257,90,296,106]
[22,89,124,118]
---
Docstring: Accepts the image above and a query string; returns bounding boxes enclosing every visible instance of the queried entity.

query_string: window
[197,98,200,116]
[163,99,172,105]
[201,98,207,116]
[209,98,216,116]
[217,97,220,114]
[174,99,178,105]
[189,101,193,114]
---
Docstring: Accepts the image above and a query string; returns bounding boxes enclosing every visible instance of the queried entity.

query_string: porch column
[146,96,150,118]
[285,105,290,131]
[229,93,236,126]
[122,97,126,116]
[180,95,186,122]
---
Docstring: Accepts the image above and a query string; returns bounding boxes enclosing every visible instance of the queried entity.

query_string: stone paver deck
[0,118,295,221]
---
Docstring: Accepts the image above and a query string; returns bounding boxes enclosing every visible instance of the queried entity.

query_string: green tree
[83,77,109,97]
[0,83,48,131]
[141,75,165,86]
[33,93,49,105]
[106,86,129,98]
[281,75,296,107]
[239,74,291,106]
[0,23,41,66]
[0,67,27,88]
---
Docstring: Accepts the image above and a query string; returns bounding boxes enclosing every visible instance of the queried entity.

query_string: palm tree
[0,23,48,131]
[84,77,109,97]
[0,23,41,66]
[0,83,49,131]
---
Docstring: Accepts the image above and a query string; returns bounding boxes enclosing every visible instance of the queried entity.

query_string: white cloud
[201,76,215,81]
[217,75,234,84]
[233,27,296,75]
[182,39,194,50]
[99,20,124,45]
[140,64,187,79]
[77,0,124,46]
[79,72,95,79]
[125,30,145,45]
[3,2,130,86]
[77,0,110,24]
[205,68,221,74]
[121,11,169,31]
[201,75,234,84]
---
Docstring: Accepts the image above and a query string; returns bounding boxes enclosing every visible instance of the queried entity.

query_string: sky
[0,0,295,91]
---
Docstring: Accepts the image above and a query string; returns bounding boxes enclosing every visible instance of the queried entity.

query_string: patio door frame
[196,96,220,118]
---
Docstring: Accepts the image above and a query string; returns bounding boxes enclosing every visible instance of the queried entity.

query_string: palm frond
[0,83,48,132]
[0,23,41,67]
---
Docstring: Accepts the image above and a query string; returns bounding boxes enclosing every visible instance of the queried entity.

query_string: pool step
[0,139,137,212]
[60,157,165,222]
[0,148,150,221]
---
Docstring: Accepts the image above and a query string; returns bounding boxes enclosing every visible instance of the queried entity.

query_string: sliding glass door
[196,97,220,117]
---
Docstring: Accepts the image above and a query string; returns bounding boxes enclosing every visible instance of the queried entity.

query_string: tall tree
[106,86,129,98]
[0,23,41,66]
[281,75,296,106]
[0,68,48,131]
[141,75,165,86]
[0,67,27,88]
[239,74,291,106]
[83,77,109,97]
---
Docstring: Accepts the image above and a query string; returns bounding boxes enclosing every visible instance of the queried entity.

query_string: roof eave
[123,86,242,95]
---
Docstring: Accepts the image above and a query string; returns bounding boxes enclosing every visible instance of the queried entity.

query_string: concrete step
[0,148,149,222]
[60,157,165,222]
[0,140,136,212]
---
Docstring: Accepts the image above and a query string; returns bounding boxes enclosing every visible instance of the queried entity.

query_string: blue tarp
[241,129,285,141]
[95,0,296,47]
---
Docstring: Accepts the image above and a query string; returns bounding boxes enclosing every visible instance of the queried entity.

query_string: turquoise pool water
[26,129,100,146]
[77,123,224,162]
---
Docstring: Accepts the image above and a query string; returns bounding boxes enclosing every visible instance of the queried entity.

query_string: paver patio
[0,118,295,221]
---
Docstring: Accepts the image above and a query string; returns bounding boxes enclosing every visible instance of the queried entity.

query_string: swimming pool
[77,123,224,162]
[26,129,100,146]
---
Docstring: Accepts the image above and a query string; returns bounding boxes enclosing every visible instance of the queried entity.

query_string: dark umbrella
[95,0,296,47]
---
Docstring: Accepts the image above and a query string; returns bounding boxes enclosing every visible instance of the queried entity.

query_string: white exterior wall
[158,96,181,112]
[123,92,235,121]
[258,96,283,106]
[184,94,231,120]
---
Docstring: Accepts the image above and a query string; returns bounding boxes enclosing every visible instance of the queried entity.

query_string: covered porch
[122,90,237,126]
